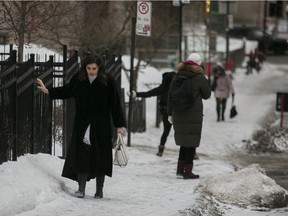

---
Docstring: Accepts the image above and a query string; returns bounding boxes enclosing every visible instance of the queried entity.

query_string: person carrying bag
[230,93,238,118]
[113,134,128,167]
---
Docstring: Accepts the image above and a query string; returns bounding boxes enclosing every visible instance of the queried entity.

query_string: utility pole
[173,0,190,62]
[127,16,136,147]
[225,1,230,70]
[179,1,183,62]
[263,0,268,54]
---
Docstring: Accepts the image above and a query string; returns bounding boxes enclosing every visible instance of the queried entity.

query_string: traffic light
[206,0,211,14]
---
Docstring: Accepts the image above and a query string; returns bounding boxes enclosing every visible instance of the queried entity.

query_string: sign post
[127,16,137,147]
[276,92,288,128]
[136,1,152,37]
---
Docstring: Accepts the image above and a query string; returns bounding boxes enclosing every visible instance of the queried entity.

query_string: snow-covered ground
[0,43,288,216]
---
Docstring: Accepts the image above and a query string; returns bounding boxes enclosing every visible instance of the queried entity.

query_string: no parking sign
[136,1,152,36]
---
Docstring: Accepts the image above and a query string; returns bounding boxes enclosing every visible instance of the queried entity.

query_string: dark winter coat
[169,63,211,148]
[136,71,176,114]
[48,73,126,181]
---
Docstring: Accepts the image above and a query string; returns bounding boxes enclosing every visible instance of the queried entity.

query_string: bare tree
[27,1,132,57]
[0,1,71,62]
[77,1,132,55]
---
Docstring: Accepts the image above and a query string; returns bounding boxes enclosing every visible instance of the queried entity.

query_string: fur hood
[176,62,204,75]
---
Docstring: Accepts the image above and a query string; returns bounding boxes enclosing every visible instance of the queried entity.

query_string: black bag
[169,74,197,111]
[230,105,238,118]
[230,95,238,118]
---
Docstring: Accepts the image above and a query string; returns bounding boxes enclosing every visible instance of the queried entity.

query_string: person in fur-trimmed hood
[167,53,211,179]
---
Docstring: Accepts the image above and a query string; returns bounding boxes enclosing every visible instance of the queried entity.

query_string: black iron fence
[0,50,17,163]
[0,46,79,163]
[125,98,146,133]
[0,45,146,164]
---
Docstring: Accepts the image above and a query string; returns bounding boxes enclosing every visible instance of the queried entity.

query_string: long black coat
[169,63,211,148]
[49,74,126,181]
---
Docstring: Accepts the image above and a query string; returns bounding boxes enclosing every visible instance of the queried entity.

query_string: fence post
[280,95,284,128]
[62,45,68,158]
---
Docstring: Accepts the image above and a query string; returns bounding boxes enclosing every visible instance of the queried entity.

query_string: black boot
[94,175,105,199]
[221,100,226,121]
[156,145,165,157]
[183,164,199,179]
[75,173,87,198]
[216,99,221,122]
[176,160,185,176]
[216,107,221,122]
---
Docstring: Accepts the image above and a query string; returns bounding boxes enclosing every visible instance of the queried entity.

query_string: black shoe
[94,191,103,199]
[183,173,200,179]
[75,190,85,198]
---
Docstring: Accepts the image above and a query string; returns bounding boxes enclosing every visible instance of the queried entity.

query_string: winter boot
[221,103,226,121]
[216,104,221,122]
[183,164,200,179]
[75,173,87,198]
[194,152,199,160]
[94,175,105,199]
[176,160,185,176]
[156,145,165,157]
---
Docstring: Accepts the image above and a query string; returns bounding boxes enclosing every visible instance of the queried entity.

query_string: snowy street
[0,45,288,216]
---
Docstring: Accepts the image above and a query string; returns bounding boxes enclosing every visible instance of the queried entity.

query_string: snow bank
[0,154,65,216]
[196,164,288,208]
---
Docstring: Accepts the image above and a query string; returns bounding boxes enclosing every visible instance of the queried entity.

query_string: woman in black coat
[134,71,176,157]
[36,55,126,199]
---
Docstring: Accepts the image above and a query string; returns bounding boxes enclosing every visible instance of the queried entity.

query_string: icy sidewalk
[1,63,288,216]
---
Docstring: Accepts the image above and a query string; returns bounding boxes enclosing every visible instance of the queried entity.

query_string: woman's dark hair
[78,55,108,85]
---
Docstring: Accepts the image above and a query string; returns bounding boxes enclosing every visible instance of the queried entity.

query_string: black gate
[0,45,144,164]
[0,46,79,164]
[34,55,54,154]
[0,50,17,163]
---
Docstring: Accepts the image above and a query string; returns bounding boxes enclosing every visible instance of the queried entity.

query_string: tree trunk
[18,2,28,63]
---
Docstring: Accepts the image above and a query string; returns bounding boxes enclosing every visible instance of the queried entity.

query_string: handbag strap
[231,94,235,106]
[116,133,125,147]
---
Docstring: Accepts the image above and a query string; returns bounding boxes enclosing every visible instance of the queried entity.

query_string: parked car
[268,19,288,54]
[228,26,270,53]
[229,26,265,41]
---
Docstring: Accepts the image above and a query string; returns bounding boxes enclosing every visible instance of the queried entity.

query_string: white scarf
[83,75,97,145]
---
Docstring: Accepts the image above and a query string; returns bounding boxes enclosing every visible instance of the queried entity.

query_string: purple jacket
[214,74,234,99]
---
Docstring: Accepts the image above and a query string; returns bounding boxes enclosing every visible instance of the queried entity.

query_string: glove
[168,116,173,124]
[126,90,136,98]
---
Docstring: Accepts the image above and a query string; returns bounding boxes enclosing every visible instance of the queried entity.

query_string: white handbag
[113,134,128,167]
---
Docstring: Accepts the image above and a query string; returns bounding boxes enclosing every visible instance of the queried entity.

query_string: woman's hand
[36,78,49,94]
[168,116,173,124]
[126,90,136,98]
[116,127,126,135]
